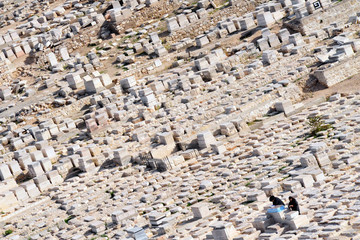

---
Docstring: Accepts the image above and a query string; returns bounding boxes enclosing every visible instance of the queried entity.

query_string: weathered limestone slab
[314,53,360,87]
[33,174,52,192]
[263,50,278,64]
[294,175,314,188]
[196,35,210,48]
[28,162,45,178]
[275,100,294,115]
[278,28,290,44]
[46,170,63,185]
[192,203,211,219]
[20,180,41,198]
[7,161,22,177]
[2,47,16,61]
[48,52,58,68]
[90,221,105,233]
[11,187,29,202]
[286,0,360,35]
[85,78,104,93]
[211,221,239,240]
[0,87,11,100]
[257,38,270,51]
[300,154,318,168]
[11,44,25,58]
[66,73,83,89]
[60,47,70,60]
[285,215,310,229]
[99,74,112,87]
[39,158,53,172]
[197,131,217,149]
[0,191,18,211]
[149,32,160,44]
[112,208,138,224]
[79,157,96,172]
[113,148,131,166]
[0,164,13,180]
[126,227,148,240]
[166,17,180,32]
[240,17,256,30]
[257,12,275,27]
[120,76,136,89]
[177,14,189,27]
[41,146,57,161]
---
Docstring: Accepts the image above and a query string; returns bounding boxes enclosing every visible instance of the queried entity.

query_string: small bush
[307,115,333,136]
[4,229,13,236]
[64,215,75,224]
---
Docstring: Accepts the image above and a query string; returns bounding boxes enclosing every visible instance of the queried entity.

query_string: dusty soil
[304,73,360,100]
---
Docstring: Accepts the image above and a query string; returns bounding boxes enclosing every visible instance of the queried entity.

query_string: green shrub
[307,115,333,136]
[4,229,13,236]
[64,215,75,224]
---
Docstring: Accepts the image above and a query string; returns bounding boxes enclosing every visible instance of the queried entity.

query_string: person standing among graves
[269,195,285,206]
[288,196,300,214]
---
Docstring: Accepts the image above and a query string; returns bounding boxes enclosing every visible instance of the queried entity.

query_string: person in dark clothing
[269,195,285,206]
[288,196,300,214]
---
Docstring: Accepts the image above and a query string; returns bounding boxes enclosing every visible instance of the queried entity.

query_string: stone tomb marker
[60,47,70,61]
[47,52,58,68]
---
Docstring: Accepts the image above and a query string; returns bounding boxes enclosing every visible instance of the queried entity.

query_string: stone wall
[286,0,360,35]
[314,53,360,87]
[164,0,266,44]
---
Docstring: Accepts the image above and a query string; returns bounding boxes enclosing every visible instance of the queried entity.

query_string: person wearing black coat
[269,195,285,206]
[288,196,300,214]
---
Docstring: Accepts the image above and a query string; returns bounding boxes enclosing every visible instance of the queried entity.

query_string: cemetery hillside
[1,0,360,239]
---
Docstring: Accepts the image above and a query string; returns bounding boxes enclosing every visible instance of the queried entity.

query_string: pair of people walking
[269,195,300,214]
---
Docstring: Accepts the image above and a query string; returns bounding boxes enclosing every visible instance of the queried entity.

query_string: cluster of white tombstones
[1,0,360,239]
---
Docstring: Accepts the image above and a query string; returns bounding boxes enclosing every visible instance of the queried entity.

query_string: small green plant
[106,190,115,198]
[64,215,75,224]
[131,36,140,43]
[291,139,302,148]
[247,119,262,126]
[157,26,166,32]
[209,8,220,15]
[164,43,171,51]
[4,229,13,236]
[281,175,291,181]
[307,115,333,136]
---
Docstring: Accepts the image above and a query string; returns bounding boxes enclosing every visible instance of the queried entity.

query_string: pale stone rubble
[1,0,360,239]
